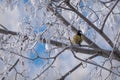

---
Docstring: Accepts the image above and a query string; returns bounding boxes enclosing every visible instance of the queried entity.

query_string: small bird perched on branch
[72,30,83,46]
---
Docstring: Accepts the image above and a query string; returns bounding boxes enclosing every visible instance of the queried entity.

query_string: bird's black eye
[77,30,82,35]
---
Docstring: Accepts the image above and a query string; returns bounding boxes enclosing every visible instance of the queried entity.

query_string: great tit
[72,30,83,46]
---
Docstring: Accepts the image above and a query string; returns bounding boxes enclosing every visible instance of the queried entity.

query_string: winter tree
[0,0,120,80]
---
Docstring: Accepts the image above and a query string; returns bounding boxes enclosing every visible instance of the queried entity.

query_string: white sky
[0,6,20,32]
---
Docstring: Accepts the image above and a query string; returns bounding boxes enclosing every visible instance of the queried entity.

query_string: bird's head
[77,30,82,35]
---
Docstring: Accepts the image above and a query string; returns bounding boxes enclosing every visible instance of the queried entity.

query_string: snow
[0,6,20,32]
[0,0,120,80]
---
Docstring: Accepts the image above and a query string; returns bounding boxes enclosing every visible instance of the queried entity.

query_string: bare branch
[58,6,72,11]
[59,53,99,80]
[72,50,120,77]
[101,0,119,31]
[0,28,17,35]
[39,37,120,61]
[0,48,33,60]
[0,28,119,61]
[0,24,8,30]
[32,46,68,80]
[100,0,116,4]
[1,59,19,80]
[33,60,55,80]
[47,4,100,49]
[9,59,19,72]
[64,2,114,48]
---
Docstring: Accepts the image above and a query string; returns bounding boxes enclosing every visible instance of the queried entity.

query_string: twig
[0,24,8,30]
[47,3,100,49]
[0,28,17,35]
[9,59,19,72]
[100,0,115,4]
[1,59,19,80]
[64,1,114,48]
[101,0,119,31]
[72,50,120,77]
[32,46,68,80]
[58,53,99,80]
[58,6,73,11]
[33,60,55,80]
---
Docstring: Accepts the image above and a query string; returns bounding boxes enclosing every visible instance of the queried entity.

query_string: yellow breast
[73,35,83,44]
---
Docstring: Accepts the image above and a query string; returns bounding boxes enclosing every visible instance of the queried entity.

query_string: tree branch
[9,59,19,72]
[33,47,68,80]
[0,24,8,30]
[0,28,17,35]
[39,37,120,61]
[72,50,120,77]
[47,4,100,49]
[1,59,19,80]
[101,0,119,31]
[65,2,114,48]
[0,25,119,61]
[59,53,99,80]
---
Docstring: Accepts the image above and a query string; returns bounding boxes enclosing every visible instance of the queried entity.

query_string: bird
[72,30,83,46]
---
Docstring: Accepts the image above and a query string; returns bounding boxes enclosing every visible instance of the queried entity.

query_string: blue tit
[72,30,83,46]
